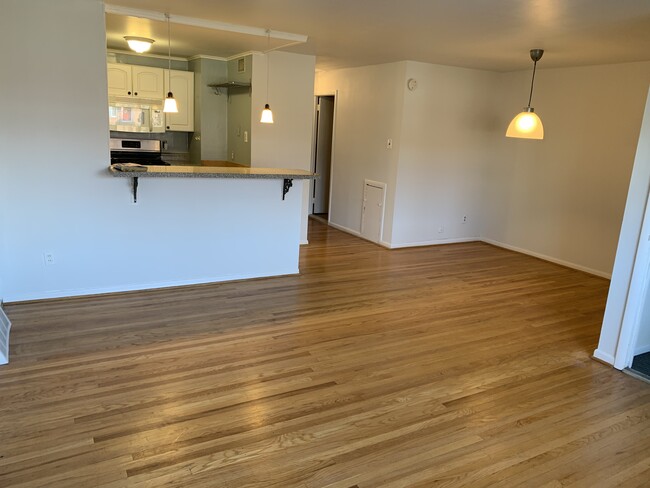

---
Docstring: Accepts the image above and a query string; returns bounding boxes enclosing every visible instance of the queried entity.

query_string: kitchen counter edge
[109,165,315,179]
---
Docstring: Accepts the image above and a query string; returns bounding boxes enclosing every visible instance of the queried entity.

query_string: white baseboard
[313,222,612,279]
[4,269,300,303]
[593,348,615,366]
[481,238,612,279]
[387,237,479,249]
[328,222,478,249]
[0,304,10,365]
[635,343,650,356]
[327,221,362,237]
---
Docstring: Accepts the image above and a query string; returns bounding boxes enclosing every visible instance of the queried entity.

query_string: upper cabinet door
[107,63,132,97]
[132,66,164,99]
[164,70,194,132]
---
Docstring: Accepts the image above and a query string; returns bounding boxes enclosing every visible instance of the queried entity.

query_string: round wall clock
[407,78,418,91]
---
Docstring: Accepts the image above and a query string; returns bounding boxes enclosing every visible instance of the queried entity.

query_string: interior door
[361,181,385,243]
[312,96,334,215]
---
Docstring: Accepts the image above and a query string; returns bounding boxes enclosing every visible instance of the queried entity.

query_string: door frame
[311,92,338,221]
[614,187,650,369]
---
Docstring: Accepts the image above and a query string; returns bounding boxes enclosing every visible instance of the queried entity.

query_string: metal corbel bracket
[132,177,139,203]
[282,178,293,200]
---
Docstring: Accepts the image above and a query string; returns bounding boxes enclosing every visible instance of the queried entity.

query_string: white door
[361,181,386,243]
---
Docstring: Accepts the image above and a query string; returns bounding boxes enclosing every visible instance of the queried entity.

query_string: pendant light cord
[266,29,270,103]
[527,59,537,108]
[166,13,171,73]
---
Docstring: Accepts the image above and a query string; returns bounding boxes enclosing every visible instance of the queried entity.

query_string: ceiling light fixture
[124,36,154,53]
[506,49,544,140]
[260,29,274,124]
[163,13,178,114]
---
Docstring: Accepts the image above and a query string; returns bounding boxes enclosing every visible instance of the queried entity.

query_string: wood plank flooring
[1,220,649,487]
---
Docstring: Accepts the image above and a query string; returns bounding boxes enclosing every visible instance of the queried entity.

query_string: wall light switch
[244,131,248,143]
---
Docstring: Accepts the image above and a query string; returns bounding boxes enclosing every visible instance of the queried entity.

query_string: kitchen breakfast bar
[100,164,316,297]
[109,164,314,202]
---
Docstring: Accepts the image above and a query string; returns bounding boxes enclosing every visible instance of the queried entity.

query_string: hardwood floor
[1,220,649,487]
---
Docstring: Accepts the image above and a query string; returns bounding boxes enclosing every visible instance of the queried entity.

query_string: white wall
[483,62,650,277]
[315,62,407,244]
[0,0,304,302]
[252,51,316,244]
[390,61,498,247]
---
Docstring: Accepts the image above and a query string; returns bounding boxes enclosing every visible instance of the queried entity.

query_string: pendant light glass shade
[506,108,543,139]
[506,49,545,140]
[124,36,154,53]
[164,92,178,113]
[261,104,274,123]
[261,29,274,124]
[162,13,178,114]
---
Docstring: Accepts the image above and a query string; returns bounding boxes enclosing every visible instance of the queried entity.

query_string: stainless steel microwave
[108,97,165,133]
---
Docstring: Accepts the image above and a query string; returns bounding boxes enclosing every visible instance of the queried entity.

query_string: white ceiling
[105,0,650,72]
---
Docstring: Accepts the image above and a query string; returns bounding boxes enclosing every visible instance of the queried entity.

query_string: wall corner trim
[0,305,11,365]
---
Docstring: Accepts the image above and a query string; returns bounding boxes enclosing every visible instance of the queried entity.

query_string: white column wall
[390,61,499,247]
[251,51,316,244]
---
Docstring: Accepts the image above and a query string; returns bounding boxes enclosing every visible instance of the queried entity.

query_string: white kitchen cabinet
[107,64,131,97]
[107,63,164,99]
[164,69,194,132]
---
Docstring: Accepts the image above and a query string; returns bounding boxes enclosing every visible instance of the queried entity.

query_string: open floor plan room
[1,221,649,487]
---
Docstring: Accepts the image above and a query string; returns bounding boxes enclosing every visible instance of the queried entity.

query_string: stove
[109,138,170,166]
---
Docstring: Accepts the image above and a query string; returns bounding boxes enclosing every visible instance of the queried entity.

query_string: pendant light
[260,29,274,124]
[124,36,154,53]
[163,13,178,114]
[506,49,544,140]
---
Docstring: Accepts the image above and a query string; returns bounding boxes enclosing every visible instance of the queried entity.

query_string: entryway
[311,95,335,222]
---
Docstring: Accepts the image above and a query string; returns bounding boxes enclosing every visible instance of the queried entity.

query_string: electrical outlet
[438,225,444,234]
[386,138,393,149]
[43,253,55,265]
[231,151,235,160]
[244,131,248,143]
[462,215,467,224]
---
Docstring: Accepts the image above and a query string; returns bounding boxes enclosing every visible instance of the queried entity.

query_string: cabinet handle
[127,91,131,95]
[134,92,138,96]
[166,126,170,129]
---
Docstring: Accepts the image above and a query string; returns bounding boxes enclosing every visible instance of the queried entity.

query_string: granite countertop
[109,165,315,179]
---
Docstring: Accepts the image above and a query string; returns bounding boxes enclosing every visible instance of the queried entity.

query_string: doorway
[311,95,335,222]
